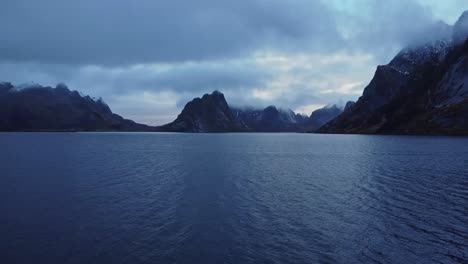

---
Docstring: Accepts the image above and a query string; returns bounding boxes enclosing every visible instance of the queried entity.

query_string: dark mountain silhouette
[0,84,342,133]
[232,106,306,132]
[159,91,346,132]
[159,90,248,132]
[344,101,356,111]
[320,10,468,135]
[305,104,343,132]
[159,91,307,132]
[0,83,151,131]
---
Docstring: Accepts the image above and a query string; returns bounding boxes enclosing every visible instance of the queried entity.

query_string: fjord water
[0,133,466,263]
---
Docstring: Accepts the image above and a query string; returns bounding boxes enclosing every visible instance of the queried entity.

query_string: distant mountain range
[1,10,467,134]
[0,83,343,132]
[0,82,151,131]
[319,11,468,135]
[158,90,344,132]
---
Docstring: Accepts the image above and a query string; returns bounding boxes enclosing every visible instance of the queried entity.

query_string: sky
[1,0,467,125]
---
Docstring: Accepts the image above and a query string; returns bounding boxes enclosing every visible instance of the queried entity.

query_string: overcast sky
[1,0,467,125]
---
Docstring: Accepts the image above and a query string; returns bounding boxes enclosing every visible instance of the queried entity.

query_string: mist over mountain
[158,91,347,132]
[319,10,468,135]
[159,91,301,132]
[3,1,467,123]
[1,10,467,135]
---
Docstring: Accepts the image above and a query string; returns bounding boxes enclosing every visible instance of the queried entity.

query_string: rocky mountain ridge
[159,90,347,132]
[0,82,151,131]
[319,10,468,135]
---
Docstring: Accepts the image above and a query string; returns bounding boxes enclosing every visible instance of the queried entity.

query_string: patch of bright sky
[416,0,468,23]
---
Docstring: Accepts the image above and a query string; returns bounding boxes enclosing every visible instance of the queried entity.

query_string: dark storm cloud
[0,0,341,65]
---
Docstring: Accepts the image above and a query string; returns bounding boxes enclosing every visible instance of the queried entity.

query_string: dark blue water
[0,133,466,263]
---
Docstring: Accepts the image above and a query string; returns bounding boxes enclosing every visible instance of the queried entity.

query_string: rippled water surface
[0,133,467,263]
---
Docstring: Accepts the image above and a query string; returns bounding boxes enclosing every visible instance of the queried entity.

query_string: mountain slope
[319,11,468,135]
[0,83,151,131]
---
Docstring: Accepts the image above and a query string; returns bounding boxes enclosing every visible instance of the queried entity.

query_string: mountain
[344,101,356,111]
[160,90,348,133]
[159,91,249,132]
[232,106,306,132]
[319,11,468,135]
[160,91,315,132]
[306,104,343,132]
[0,83,151,131]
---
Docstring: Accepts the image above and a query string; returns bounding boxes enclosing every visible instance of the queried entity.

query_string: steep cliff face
[0,83,150,131]
[319,11,468,135]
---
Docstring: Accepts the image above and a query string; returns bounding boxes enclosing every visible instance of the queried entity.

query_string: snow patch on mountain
[390,40,452,73]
